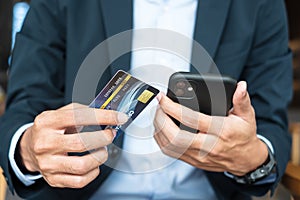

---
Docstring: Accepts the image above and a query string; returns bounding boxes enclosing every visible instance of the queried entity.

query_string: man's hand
[154,81,269,176]
[19,103,128,188]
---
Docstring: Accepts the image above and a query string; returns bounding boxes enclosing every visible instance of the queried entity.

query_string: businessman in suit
[0,0,293,199]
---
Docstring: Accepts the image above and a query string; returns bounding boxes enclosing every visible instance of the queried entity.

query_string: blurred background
[0,0,299,200]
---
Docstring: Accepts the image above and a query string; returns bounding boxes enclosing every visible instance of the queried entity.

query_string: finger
[155,131,228,173]
[154,107,197,149]
[158,93,212,132]
[154,106,180,143]
[154,125,188,157]
[206,116,226,136]
[155,105,222,154]
[58,104,88,133]
[154,132,185,158]
[55,129,115,153]
[156,92,164,102]
[41,148,108,175]
[44,167,100,188]
[35,108,128,129]
[230,81,254,120]
[155,106,216,152]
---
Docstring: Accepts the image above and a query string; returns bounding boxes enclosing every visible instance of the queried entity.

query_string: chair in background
[0,90,6,200]
[282,123,300,200]
[282,34,300,200]
[0,167,6,200]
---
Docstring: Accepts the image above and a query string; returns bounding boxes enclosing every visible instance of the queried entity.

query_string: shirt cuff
[224,134,276,184]
[8,123,43,186]
[257,134,274,154]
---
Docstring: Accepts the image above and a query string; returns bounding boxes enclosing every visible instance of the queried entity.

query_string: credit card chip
[137,90,154,104]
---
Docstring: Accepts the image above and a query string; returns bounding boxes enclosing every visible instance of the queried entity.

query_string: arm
[240,0,292,192]
[154,0,292,197]
[0,0,66,194]
[8,123,43,187]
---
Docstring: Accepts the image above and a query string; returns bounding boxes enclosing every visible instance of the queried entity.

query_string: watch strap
[231,146,276,184]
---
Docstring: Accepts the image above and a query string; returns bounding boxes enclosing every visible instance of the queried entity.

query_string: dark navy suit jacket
[0,0,293,199]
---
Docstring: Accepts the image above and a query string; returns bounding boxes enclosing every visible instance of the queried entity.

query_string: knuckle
[92,148,109,165]
[70,136,86,152]
[38,160,50,172]
[75,158,89,174]
[33,135,58,153]
[161,147,169,155]
[73,176,88,188]
[46,176,57,187]
[169,140,178,148]
[95,168,100,176]
[64,110,76,123]
[34,111,48,128]
[209,143,224,156]
[100,150,109,164]
[33,140,46,153]
[221,128,233,141]
[166,133,175,144]
[102,131,114,144]
[198,156,208,165]
[207,148,218,158]
[161,146,172,156]
[74,159,88,174]
[171,137,182,147]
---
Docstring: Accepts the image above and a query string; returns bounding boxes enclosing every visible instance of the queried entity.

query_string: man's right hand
[18,103,128,188]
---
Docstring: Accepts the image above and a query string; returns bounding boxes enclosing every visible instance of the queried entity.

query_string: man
[0,0,293,199]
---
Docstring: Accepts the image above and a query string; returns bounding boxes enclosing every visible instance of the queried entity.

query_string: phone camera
[174,88,185,96]
[176,81,186,89]
[174,80,196,98]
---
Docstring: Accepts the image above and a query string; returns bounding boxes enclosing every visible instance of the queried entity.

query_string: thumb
[231,81,253,120]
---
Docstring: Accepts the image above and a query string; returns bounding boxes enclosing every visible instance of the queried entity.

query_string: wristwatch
[231,146,276,184]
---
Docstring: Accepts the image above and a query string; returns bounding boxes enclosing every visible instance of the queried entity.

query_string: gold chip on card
[137,90,154,104]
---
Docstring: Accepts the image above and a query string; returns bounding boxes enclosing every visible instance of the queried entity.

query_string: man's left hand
[154,81,268,176]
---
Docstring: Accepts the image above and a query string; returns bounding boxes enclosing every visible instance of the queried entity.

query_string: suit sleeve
[207,0,292,198]
[238,0,292,195]
[0,0,66,196]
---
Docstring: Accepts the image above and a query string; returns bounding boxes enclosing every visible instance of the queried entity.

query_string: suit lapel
[191,0,232,73]
[99,0,133,75]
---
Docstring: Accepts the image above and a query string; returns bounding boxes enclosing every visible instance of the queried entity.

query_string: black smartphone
[167,72,237,132]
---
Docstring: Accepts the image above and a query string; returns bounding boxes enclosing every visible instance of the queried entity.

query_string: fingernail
[118,113,129,123]
[156,92,163,102]
[241,90,247,97]
[112,130,117,138]
[238,81,247,97]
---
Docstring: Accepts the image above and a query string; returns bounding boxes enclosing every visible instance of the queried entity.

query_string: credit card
[89,70,159,135]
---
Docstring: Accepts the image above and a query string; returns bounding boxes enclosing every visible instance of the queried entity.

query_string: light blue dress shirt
[91,0,217,199]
